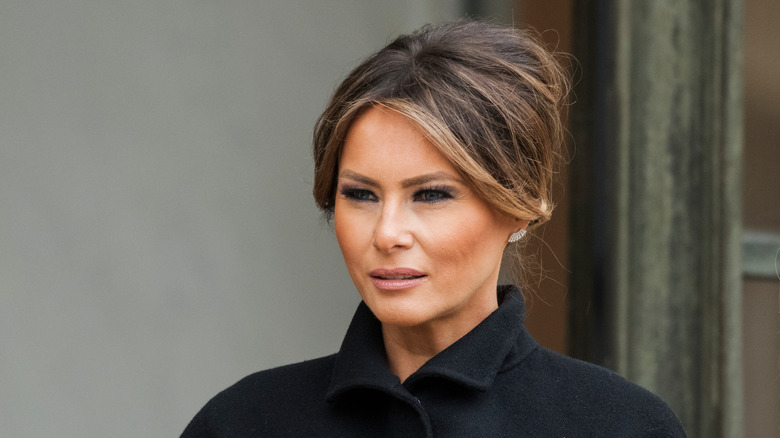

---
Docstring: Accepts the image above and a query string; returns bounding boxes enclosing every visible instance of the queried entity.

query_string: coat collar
[326,285,538,402]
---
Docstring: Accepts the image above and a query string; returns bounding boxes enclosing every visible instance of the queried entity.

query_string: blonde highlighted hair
[313,20,569,227]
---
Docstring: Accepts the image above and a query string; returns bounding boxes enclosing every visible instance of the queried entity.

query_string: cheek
[421,211,502,269]
[334,205,368,267]
[333,208,351,255]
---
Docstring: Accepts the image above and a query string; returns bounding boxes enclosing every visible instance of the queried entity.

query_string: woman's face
[334,107,520,330]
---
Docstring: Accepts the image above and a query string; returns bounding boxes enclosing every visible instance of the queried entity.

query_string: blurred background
[0,1,776,437]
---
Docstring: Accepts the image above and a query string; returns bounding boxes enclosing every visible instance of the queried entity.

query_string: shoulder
[508,346,687,436]
[181,354,337,437]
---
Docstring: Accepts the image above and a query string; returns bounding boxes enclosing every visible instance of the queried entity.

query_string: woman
[182,20,686,437]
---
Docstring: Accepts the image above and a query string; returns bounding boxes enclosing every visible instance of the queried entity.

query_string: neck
[381,296,498,383]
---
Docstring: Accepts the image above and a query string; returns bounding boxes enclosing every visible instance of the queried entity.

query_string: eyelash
[412,185,454,203]
[338,185,455,204]
[338,186,376,202]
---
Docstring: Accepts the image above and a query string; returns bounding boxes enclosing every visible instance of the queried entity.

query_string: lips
[369,268,427,290]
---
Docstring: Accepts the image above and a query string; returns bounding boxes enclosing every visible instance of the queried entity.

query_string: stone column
[568,1,743,436]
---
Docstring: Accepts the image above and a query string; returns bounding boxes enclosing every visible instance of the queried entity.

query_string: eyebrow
[337,170,462,188]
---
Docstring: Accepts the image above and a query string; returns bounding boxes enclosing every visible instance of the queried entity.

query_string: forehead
[339,107,458,179]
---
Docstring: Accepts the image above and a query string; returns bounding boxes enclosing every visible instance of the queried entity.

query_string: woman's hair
[313,20,569,227]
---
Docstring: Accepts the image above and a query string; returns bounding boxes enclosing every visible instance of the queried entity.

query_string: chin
[361,294,433,328]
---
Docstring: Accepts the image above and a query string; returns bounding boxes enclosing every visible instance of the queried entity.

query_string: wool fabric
[182,285,686,437]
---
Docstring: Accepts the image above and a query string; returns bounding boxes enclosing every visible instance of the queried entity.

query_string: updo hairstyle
[313,20,569,227]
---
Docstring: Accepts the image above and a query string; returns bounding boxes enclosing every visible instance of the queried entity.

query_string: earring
[508,229,526,243]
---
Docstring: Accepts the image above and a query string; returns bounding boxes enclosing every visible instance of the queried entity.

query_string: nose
[373,202,414,252]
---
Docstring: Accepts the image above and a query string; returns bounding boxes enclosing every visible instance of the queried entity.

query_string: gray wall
[0,1,461,436]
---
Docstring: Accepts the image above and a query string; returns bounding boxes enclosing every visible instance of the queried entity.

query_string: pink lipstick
[369,268,427,290]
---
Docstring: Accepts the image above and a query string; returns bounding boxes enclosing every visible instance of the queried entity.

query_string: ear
[512,219,530,234]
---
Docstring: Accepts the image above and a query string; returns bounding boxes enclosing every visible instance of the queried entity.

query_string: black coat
[182,286,686,437]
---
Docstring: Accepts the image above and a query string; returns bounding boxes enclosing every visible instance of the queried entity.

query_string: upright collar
[326,285,538,402]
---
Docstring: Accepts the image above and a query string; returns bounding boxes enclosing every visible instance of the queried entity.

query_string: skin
[333,106,526,382]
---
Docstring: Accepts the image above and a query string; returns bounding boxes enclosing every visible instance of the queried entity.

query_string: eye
[413,187,454,203]
[339,186,377,202]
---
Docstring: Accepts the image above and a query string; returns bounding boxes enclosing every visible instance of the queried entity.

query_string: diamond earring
[508,229,526,243]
